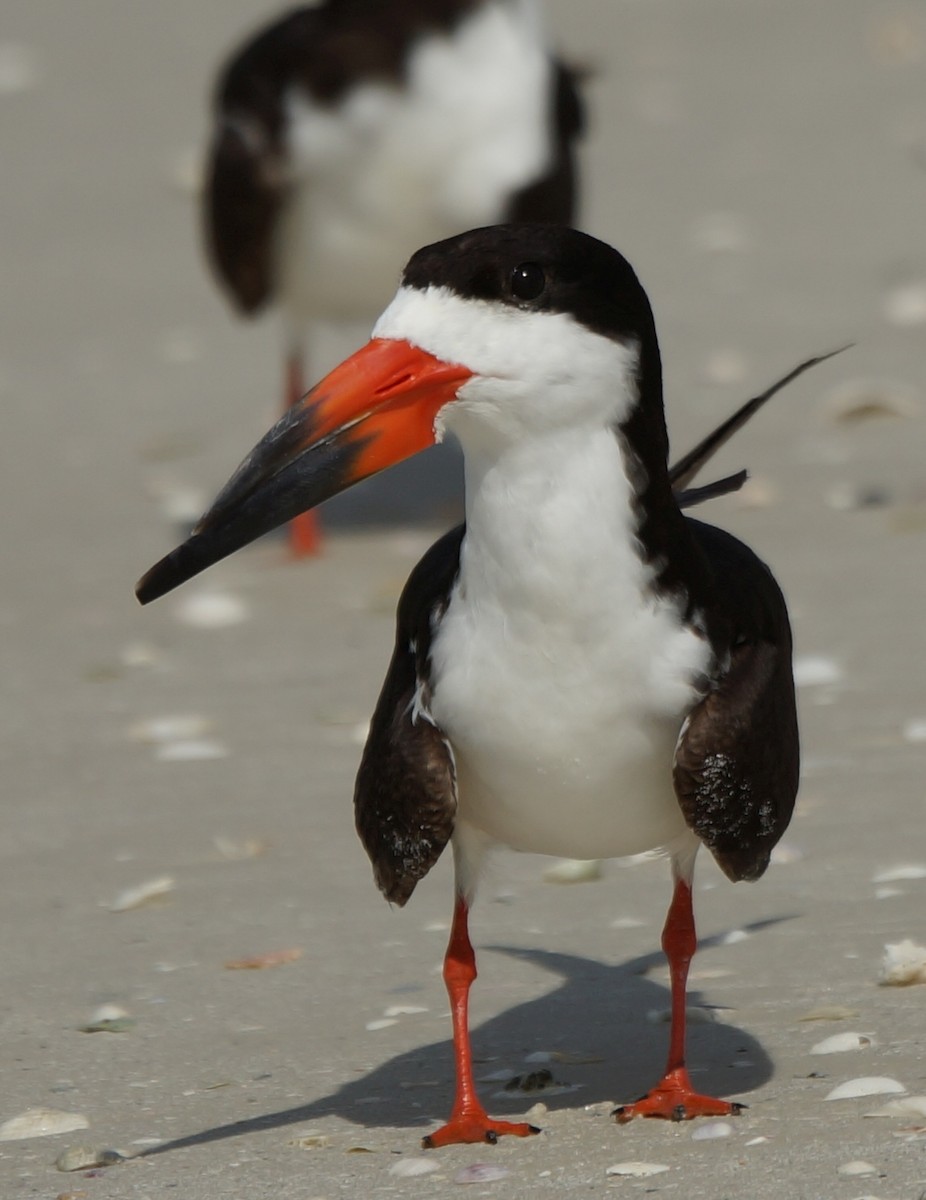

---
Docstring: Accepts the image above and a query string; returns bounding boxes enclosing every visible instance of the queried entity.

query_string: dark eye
[509,262,546,302]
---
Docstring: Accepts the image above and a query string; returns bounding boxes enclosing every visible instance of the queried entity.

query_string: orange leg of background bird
[285,352,322,556]
[614,877,744,1123]
[422,896,541,1148]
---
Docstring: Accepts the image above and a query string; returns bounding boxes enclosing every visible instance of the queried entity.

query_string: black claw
[421,1135,435,1150]
[484,1130,498,1145]
[670,1104,687,1121]
[730,1102,747,1114]
[527,1124,542,1135]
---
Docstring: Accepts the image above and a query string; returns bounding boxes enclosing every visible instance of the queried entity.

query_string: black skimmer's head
[137,224,668,603]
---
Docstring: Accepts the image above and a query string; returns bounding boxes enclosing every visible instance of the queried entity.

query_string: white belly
[427,430,712,862]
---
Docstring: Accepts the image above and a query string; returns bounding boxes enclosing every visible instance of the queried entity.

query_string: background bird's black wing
[204,9,321,313]
[673,520,799,882]
[354,526,465,906]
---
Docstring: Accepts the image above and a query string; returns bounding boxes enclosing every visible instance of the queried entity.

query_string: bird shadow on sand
[138,914,793,1159]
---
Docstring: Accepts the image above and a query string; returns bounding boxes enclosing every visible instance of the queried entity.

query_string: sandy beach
[2,1,925,1196]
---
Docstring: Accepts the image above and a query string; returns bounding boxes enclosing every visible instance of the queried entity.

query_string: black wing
[204,11,325,313]
[673,520,799,882]
[354,526,465,906]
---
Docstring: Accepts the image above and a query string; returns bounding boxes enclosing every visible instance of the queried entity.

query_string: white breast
[277,0,554,322]
[428,427,711,861]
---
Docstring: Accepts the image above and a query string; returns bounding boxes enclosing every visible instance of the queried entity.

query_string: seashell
[823,379,919,422]
[880,939,926,986]
[824,1077,906,1101]
[383,1005,428,1017]
[55,1146,123,1172]
[691,1120,733,1140]
[793,656,843,688]
[109,876,175,913]
[769,841,804,865]
[606,1162,670,1177]
[864,1095,926,1119]
[155,739,227,762]
[703,349,748,387]
[0,1109,89,1142]
[836,1160,877,1176]
[720,929,749,945]
[543,858,603,884]
[159,328,201,366]
[365,1019,398,1031]
[167,146,203,196]
[884,280,926,327]
[174,590,249,629]
[223,947,303,970]
[127,714,213,743]
[389,1156,440,1177]
[690,212,752,254]
[0,42,40,93]
[453,1163,511,1183]
[799,1005,859,1022]
[290,1133,330,1149]
[744,1136,770,1145]
[810,1032,874,1054]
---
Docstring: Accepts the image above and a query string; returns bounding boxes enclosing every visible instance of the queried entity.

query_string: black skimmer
[137,223,815,1147]
[204,0,584,554]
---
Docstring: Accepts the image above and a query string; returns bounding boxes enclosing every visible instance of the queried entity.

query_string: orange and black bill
[135,338,472,604]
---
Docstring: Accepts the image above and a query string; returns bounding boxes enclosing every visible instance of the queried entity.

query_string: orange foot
[613,1068,745,1124]
[422,1115,540,1149]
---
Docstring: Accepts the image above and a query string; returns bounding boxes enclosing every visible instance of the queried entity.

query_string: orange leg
[285,352,322,557]
[614,876,744,1123]
[423,896,541,1148]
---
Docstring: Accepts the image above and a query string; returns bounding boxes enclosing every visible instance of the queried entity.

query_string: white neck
[455,423,654,630]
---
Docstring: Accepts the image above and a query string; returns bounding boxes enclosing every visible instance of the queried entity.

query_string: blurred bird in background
[202,0,584,553]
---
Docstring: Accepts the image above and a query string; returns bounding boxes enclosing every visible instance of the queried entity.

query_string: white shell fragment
[174,590,249,629]
[155,739,227,762]
[365,1019,398,1031]
[823,378,919,422]
[810,1032,874,1054]
[691,1120,733,1140]
[383,1005,428,1017]
[389,1156,440,1178]
[720,928,750,945]
[884,280,926,327]
[128,714,213,743]
[0,1108,89,1142]
[543,857,603,884]
[606,1162,670,1178]
[109,876,175,913]
[836,1160,877,1177]
[0,42,40,94]
[793,656,843,688]
[55,1145,124,1172]
[824,1077,906,1101]
[454,1163,511,1183]
[799,1005,859,1022]
[880,939,926,986]
[901,719,926,744]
